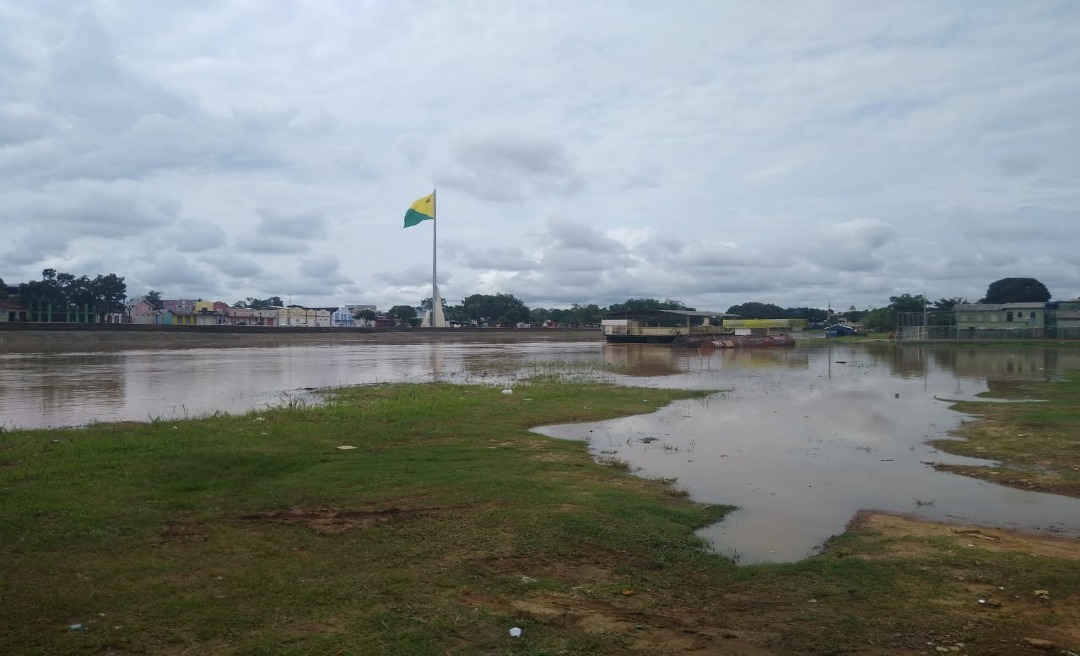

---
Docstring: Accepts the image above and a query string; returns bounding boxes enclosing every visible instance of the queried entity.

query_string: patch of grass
[934,370,1080,497]
[3,380,1080,655]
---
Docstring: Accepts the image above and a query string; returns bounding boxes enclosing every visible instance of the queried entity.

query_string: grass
[2,380,1079,654]
[933,371,1080,497]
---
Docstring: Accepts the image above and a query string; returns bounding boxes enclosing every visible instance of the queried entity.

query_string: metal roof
[955,303,1046,310]
[601,309,736,319]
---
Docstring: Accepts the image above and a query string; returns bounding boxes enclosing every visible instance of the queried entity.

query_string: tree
[931,297,966,312]
[787,307,828,324]
[353,308,378,324]
[607,298,691,313]
[980,278,1051,304]
[17,269,125,321]
[89,273,127,320]
[726,302,786,319]
[145,290,164,310]
[443,303,470,324]
[387,305,417,325]
[420,296,448,312]
[927,297,966,327]
[862,307,894,333]
[244,296,284,309]
[0,276,7,300]
[460,293,530,325]
[888,293,927,314]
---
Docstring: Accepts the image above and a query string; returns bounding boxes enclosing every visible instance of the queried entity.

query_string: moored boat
[671,333,795,348]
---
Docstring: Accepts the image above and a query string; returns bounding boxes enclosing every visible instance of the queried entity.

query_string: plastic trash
[336,445,358,450]
[68,623,85,631]
[509,627,522,638]
[501,388,513,395]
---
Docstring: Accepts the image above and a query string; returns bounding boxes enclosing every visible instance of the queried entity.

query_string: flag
[403,193,435,228]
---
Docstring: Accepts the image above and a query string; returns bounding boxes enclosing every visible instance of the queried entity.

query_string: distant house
[223,307,278,326]
[1048,298,1080,337]
[954,303,1047,337]
[0,299,28,322]
[275,306,331,327]
[166,310,217,326]
[128,298,157,324]
[162,299,196,314]
[332,307,354,327]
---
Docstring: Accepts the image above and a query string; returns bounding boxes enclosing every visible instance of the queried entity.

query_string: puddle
[537,342,1080,563]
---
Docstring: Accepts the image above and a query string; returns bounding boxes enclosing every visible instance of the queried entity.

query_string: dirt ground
[850,512,1080,564]
[473,511,1080,655]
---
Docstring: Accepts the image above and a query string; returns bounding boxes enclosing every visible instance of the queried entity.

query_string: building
[276,306,333,328]
[1048,298,1080,338]
[127,298,157,324]
[0,299,29,322]
[723,318,808,336]
[332,307,354,327]
[600,309,735,343]
[954,302,1047,339]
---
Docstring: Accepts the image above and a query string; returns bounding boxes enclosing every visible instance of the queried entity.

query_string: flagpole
[427,189,432,324]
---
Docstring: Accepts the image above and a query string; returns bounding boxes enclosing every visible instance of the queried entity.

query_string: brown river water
[2,336,1079,563]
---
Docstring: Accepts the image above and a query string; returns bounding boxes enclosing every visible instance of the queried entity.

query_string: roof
[601,309,736,320]
[955,303,1046,311]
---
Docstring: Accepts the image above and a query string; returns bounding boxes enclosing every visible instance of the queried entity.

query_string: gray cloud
[204,255,263,279]
[997,154,1041,177]
[544,219,626,254]
[172,220,228,253]
[442,131,584,203]
[1,2,1077,311]
[256,208,328,240]
[43,11,190,133]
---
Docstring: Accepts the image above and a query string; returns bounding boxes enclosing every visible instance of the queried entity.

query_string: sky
[1,1,1078,312]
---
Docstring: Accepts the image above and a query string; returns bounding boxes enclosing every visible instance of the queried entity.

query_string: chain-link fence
[896,311,1080,341]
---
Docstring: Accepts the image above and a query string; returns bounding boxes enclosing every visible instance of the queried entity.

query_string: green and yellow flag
[403,193,435,228]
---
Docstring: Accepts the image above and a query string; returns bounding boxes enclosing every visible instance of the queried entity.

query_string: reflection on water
[3,340,1079,563]
[0,342,603,429]
[543,342,1080,563]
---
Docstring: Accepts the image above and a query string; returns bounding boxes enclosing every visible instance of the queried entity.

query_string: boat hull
[671,334,795,348]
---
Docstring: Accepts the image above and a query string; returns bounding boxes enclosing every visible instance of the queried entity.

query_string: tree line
[3,269,1060,330]
[13,269,127,322]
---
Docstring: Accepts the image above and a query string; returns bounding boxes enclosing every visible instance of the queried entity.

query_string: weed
[602,457,633,472]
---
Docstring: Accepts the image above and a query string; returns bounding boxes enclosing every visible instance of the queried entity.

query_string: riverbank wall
[0,324,602,351]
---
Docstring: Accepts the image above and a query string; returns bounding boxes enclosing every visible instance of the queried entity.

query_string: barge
[601,310,803,347]
[601,310,734,344]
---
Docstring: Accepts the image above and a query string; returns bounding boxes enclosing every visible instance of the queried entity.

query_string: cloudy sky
[2,1,1078,312]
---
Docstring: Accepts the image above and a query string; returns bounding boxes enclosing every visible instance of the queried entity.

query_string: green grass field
[2,379,1078,654]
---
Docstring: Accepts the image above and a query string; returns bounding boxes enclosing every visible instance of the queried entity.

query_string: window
[1006,311,1013,322]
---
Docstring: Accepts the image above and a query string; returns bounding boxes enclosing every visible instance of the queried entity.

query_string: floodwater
[2,339,1079,563]
[539,342,1080,563]
[0,340,602,429]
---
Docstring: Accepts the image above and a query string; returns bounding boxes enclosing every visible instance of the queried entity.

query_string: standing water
[2,337,1079,562]
[538,342,1080,563]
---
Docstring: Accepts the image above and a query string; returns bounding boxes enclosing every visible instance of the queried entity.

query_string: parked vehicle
[825,324,858,337]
